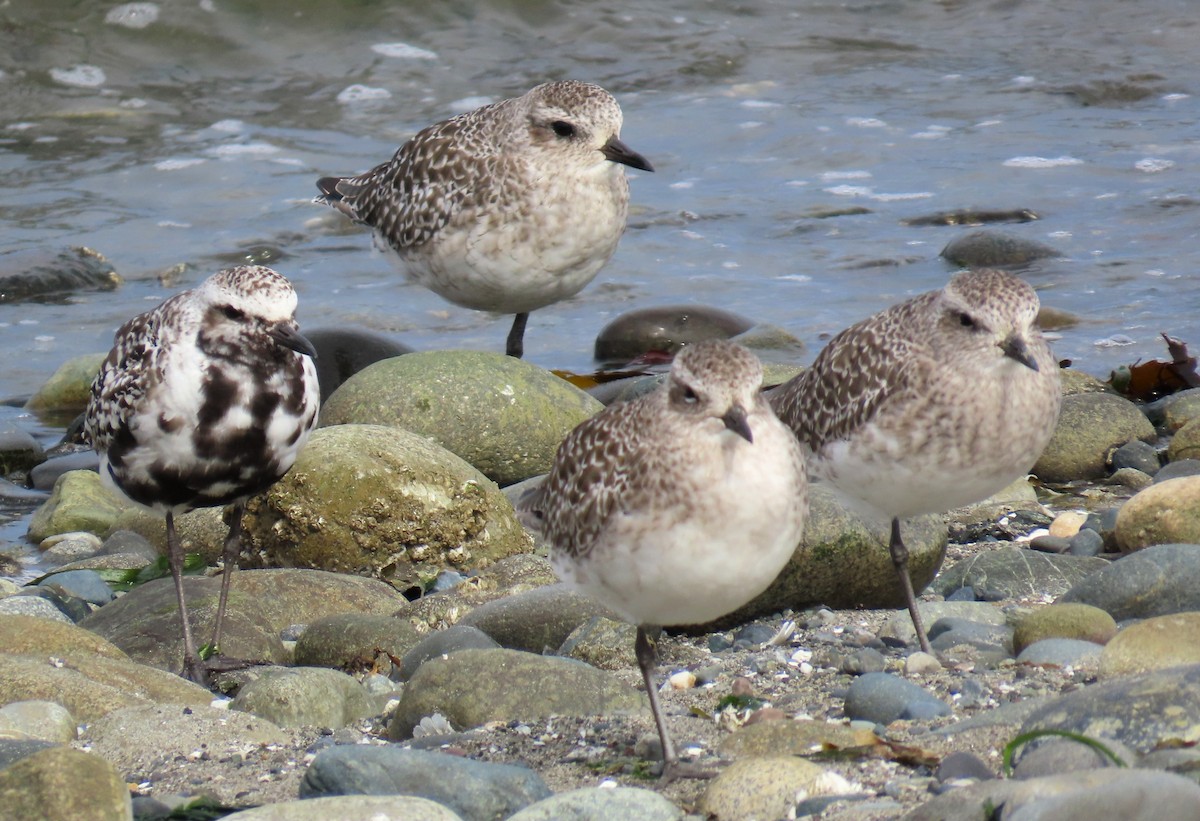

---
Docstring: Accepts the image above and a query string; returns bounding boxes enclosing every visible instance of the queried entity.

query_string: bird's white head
[666,339,764,442]
[520,80,653,173]
[199,265,300,324]
[936,268,1045,371]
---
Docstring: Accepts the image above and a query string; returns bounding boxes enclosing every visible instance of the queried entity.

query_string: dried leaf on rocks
[807,737,940,769]
[1110,333,1200,401]
[552,365,658,391]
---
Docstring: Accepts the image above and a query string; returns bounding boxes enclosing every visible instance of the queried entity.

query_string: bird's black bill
[269,324,318,359]
[601,136,654,172]
[314,176,344,202]
[722,405,753,443]
[1001,334,1038,371]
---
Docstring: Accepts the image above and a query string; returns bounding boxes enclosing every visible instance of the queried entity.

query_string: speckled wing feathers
[84,298,175,454]
[772,294,932,453]
[528,395,655,560]
[318,105,511,252]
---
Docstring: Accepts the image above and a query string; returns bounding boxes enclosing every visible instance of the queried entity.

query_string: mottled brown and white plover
[770,268,1062,654]
[523,339,808,780]
[85,265,320,685]
[315,80,653,358]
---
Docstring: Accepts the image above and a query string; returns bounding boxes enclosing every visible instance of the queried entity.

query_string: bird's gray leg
[506,312,529,358]
[890,517,933,655]
[167,510,208,685]
[211,500,244,655]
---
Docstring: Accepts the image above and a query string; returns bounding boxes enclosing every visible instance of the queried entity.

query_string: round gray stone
[508,786,684,821]
[1154,459,1200,483]
[844,672,950,724]
[0,596,72,623]
[1020,663,1200,753]
[932,546,1108,601]
[0,701,76,744]
[388,647,644,740]
[230,667,375,729]
[35,569,114,606]
[293,613,423,671]
[1059,543,1200,621]
[458,583,619,654]
[397,625,501,682]
[1015,638,1104,668]
[0,425,44,474]
[939,229,1062,267]
[1034,393,1155,482]
[300,745,551,820]
[592,304,755,364]
[1110,440,1160,475]
[28,450,99,492]
[223,796,463,821]
[880,601,1007,648]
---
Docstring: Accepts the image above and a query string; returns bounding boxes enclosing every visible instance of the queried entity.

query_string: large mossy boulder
[320,350,602,486]
[242,425,532,590]
[27,470,126,543]
[1034,393,1155,482]
[23,352,107,422]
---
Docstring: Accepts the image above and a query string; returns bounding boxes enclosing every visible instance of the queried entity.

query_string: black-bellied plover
[523,339,808,780]
[84,265,320,685]
[315,80,653,358]
[770,268,1061,654]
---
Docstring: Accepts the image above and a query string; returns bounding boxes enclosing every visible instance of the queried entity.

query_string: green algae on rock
[320,350,602,486]
[241,425,533,590]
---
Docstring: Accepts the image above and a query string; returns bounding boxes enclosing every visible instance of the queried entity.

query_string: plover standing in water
[523,339,808,780]
[85,265,320,685]
[315,80,653,358]
[770,268,1061,654]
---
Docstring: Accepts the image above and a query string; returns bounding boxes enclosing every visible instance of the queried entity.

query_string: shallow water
[2,0,1199,555]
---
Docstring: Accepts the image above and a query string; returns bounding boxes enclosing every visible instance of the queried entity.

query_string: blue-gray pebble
[1111,440,1160,476]
[844,672,951,724]
[300,746,551,821]
[1153,459,1200,484]
[36,570,114,605]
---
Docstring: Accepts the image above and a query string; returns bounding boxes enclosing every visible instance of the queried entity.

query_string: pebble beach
[6,312,1200,819]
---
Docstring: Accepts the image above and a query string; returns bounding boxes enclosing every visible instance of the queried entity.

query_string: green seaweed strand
[1001,728,1128,777]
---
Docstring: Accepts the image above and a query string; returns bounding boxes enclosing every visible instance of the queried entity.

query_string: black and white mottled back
[315,80,653,317]
[771,267,1061,519]
[85,265,321,514]
[528,339,808,629]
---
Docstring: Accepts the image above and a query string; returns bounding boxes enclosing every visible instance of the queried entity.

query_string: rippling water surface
[2,0,1200,554]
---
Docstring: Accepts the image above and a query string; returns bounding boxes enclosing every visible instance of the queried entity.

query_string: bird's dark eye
[220,305,245,321]
[681,386,699,404]
[551,120,577,138]
[957,311,976,329]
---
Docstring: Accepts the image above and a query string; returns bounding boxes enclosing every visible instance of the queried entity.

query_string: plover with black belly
[315,80,653,358]
[85,265,320,685]
[523,339,808,780]
[770,268,1061,654]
